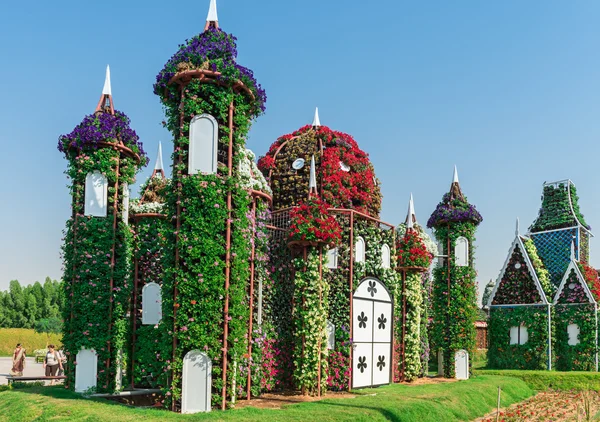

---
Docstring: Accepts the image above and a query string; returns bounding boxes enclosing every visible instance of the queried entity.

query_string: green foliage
[487,306,552,370]
[61,144,142,393]
[292,249,329,394]
[554,304,597,371]
[481,279,495,308]
[0,328,62,356]
[400,272,424,380]
[0,278,63,329]
[530,182,589,232]
[522,238,553,297]
[34,317,63,335]
[476,369,600,391]
[430,221,479,378]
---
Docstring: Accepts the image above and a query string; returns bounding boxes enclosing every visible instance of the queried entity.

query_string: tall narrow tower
[153,0,267,411]
[427,167,482,378]
[58,66,147,392]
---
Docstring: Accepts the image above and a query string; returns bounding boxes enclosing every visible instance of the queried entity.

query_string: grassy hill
[0,328,62,356]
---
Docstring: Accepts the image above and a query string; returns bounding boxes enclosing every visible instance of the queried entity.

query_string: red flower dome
[258,124,382,217]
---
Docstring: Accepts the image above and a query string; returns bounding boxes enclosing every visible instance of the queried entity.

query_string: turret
[58,66,147,393]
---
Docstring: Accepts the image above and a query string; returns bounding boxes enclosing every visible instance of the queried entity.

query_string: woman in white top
[43,344,63,385]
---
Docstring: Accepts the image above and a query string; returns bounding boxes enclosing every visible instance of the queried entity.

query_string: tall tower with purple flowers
[153,0,270,411]
[427,167,482,378]
[58,66,148,393]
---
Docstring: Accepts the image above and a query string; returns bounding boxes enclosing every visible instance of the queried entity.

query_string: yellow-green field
[0,329,62,356]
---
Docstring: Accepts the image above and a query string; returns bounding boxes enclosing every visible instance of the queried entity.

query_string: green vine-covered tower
[153,3,268,411]
[427,167,482,378]
[58,66,147,392]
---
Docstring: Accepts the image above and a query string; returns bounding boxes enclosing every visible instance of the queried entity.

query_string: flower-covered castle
[58,1,483,413]
[487,180,600,371]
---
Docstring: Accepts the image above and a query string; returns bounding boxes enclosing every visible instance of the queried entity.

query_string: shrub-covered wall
[487,306,552,370]
[554,304,597,371]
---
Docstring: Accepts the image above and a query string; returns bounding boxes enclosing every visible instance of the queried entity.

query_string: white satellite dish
[340,162,350,172]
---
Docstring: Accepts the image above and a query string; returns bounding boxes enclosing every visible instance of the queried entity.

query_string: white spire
[312,107,321,127]
[453,165,459,184]
[406,193,416,229]
[206,0,218,22]
[154,142,164,171]
[516,217,520,236]
[102,65,112,96]
[309,155,317,191]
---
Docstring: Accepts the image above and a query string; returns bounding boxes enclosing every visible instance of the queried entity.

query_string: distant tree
[482,279,496,309]
[34,317,63,345]
[0,278,65,329]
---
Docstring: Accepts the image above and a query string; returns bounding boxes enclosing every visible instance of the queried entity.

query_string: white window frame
[355,236,366,263]
[381,244,391,269]
[141,282,162,325]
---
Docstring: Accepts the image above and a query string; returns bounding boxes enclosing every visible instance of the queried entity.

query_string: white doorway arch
[352,277,393,388]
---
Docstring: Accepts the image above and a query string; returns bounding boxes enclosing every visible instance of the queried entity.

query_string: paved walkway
[0,357,45,385]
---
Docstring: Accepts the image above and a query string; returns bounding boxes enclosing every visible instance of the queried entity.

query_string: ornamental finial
[204,0,219,31]
[406,193,416,229]
[309,155,317,195]
[312,107,321,128]
[516,217,520,236]
[152,142,166,179]
[449,165,464,200]
[95,65,114,115]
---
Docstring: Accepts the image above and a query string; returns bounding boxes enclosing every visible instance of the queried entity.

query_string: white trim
[489,303,548,308]
[552,259,596,305]
[527,226,578,236]
[567,181,593,237]
[487,235,548,307]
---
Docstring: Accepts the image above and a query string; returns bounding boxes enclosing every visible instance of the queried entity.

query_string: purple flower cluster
[154,27,266,113]
[58,110,147,163]
[427,192,483,228]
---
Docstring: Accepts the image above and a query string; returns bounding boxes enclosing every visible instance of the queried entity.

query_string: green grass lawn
[475,369,600,391]
[0,376,531,422]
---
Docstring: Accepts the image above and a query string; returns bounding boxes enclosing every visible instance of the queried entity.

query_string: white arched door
[352,277,393,388]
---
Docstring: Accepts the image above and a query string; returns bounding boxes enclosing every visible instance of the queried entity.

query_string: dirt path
[474,390,600,421]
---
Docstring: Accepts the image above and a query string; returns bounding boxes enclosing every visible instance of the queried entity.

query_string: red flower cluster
[397,229,433,269]
[257,155,275,171]
[288,197,342,247]
[579,262,600,302]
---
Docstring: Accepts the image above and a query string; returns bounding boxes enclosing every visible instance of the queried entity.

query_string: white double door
[352,278,392,388]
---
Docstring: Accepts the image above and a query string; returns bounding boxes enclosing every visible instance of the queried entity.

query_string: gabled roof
[488,234,549,307]
[553,252,596,305]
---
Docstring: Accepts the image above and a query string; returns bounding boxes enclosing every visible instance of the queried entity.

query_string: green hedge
[476,369,600,391]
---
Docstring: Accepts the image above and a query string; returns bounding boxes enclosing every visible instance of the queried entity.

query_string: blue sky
[1,0,599,302]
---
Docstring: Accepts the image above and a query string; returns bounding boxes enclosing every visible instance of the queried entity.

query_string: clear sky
[1,0,600,303]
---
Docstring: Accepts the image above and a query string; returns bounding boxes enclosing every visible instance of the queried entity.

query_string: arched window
[142,282,162,325]
[509,324,528,345]
[326,248,338,269]
[355,237,366,263]
[567,324,580,346]
[122,183,129,224]
[84,171,108,217]
[189,114,218,175]
[455,236,469,267]
[381,244,391,269]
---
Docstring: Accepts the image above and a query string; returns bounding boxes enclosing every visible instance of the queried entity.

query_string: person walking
[10,344,26,377]
[43,344,63,385]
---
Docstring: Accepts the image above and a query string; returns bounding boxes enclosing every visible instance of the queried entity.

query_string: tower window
[381,244,391,269]
[567,324,580,346]
[142,282,162,325]
[326,248,338,269]
[84,171,108,217]
[189,114,218,175]
[455,236,469,267]
[355,237,366,263]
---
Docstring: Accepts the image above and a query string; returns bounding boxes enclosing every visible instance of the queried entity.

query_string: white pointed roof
[102,65,112,96]
[406,193,416,229]
[309,155,317,190]
[154,142,164,171]
[206,0,218,22]
[453,165,459,184]
[312,107,321,127]
[515,217,520,236]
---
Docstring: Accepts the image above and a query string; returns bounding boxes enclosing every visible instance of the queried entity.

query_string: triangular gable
[488,235,548,307]
[553,260,596,304]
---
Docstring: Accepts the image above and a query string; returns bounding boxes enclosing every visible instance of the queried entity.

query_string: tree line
[0,278,64,330]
